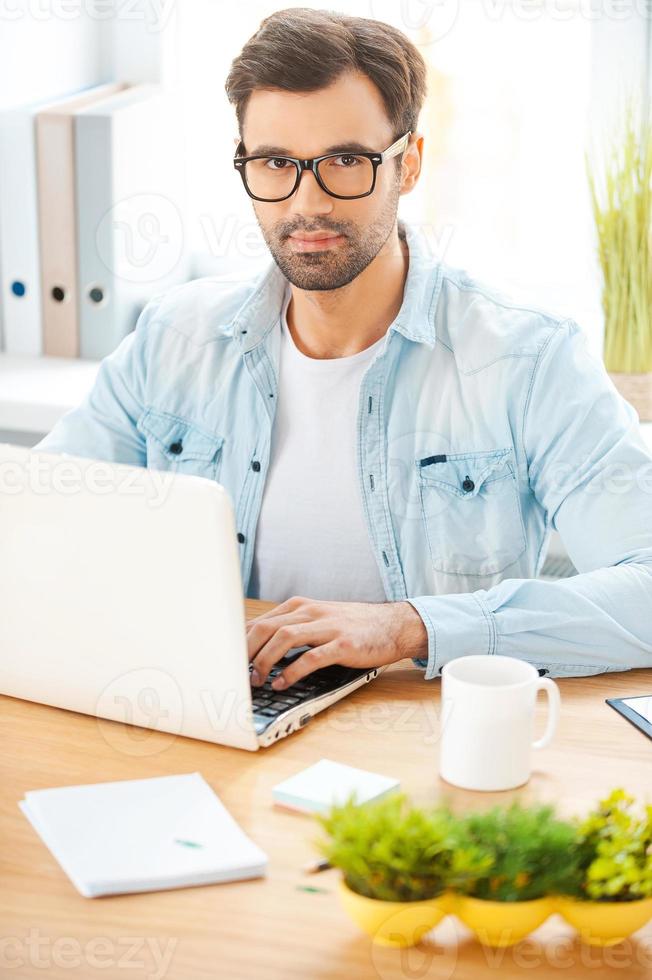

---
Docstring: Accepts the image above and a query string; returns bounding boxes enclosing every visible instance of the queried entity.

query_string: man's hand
[246,596,427,690]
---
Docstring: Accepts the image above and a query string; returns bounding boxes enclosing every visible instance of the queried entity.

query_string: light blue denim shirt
[35,219,652,679]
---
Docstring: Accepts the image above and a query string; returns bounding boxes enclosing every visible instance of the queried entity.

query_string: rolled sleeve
[407,318,652,680]
[406,592,495,679]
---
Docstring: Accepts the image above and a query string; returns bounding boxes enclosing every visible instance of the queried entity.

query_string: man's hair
[225,7,427,144]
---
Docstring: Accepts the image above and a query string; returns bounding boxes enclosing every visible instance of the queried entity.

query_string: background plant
[586,98,652,373]
[452,801,582,902]
[572,788,652,902]
[315,793,492,903]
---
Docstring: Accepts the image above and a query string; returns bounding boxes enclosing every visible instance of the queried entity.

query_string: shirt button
[169,441,183,455]
[251,460,261,472]
[237,532,245,544]
[462,477,475,492]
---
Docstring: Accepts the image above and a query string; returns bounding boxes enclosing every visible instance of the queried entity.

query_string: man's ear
[400,132,423,196]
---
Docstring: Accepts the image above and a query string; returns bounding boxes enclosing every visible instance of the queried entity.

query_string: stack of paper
[19,772,268,897]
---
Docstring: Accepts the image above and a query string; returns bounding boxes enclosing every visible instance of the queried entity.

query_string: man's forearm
[406,558,652,680]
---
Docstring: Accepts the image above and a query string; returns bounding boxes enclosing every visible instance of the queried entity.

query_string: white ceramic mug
[439,655,560,791]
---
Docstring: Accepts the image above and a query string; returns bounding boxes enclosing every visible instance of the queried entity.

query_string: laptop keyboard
[249,646,367,732]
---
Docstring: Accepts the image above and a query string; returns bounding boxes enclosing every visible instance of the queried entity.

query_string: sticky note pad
[272,758,400,814]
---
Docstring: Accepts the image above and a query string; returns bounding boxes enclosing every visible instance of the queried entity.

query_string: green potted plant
[556,788,652,946]
[453,801,581,948]
[587,100,652,421]
[315,793,490,948]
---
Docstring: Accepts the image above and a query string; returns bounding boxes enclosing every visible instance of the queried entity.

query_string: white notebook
[19,772,268,898]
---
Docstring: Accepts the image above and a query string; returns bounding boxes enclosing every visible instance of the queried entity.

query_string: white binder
[75,84,189,360]
[0,92,78,355]
[36,82,127,358]
[0,103,42,354]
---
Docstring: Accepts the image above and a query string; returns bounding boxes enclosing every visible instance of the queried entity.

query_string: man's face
[239,71,407,291]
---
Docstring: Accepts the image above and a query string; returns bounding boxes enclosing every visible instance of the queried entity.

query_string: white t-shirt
[249,286,388,604]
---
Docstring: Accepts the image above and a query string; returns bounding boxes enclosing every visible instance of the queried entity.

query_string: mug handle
[532,677,560,749]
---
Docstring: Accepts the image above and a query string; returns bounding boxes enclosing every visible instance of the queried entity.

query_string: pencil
[302,858,332,874]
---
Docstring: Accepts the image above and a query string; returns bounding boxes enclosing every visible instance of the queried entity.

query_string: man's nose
[288,166,335,216]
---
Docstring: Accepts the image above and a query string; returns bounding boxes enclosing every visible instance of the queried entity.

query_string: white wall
[0,1,105,110]
[0,0,176,113]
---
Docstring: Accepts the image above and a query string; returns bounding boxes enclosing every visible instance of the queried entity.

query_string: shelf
[0,353,100,435]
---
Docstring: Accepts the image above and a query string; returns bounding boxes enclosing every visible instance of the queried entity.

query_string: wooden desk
[2,597,652,979]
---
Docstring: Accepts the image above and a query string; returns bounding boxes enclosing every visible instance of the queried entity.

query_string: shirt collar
[233,218,441,354]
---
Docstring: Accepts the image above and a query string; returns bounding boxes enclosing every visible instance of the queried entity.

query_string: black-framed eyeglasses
[233,131,412,202]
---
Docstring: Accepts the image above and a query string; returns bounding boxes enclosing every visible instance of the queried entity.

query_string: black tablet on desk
[606,695,652,741]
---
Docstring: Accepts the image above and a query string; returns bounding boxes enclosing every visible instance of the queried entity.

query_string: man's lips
[287,232,347,252]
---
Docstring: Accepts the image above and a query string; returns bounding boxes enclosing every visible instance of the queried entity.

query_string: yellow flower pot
[556,895,652,946]
[337,879,450,947]
[456,895,553,947]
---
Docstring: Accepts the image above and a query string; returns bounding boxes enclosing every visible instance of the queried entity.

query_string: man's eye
[266,158,290,170]
[328,155,361,167]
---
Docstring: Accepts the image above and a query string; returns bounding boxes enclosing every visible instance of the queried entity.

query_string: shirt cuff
[405,592,496,680]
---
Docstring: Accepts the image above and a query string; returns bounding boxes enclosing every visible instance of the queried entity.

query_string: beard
[254,179,402,291]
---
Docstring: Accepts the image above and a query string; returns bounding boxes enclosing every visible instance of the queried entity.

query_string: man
[36,8,652,692]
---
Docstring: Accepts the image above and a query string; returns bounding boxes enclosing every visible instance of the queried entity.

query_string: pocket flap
[137,408,224,462]
[417,448,513,497]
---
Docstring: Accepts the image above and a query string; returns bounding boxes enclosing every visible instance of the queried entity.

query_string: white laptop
[0,445,383,750]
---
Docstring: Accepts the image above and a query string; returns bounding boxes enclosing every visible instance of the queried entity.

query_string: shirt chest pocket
[416,448,526,576]
[136,408,225,481]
